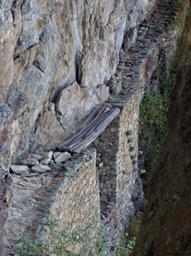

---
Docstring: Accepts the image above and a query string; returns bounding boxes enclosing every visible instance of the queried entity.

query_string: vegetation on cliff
[135,4,191,256]
[139,0,191,180]
[139,71,175,172]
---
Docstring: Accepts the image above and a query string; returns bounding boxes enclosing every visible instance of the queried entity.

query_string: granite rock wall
[0,0,155,169]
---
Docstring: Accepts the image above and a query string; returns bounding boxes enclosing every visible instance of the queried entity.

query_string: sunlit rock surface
[0,0,154,168]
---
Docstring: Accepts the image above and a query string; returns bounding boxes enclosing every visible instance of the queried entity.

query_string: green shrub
[15,220,106,256]
[115,233,136,256]
[139,72,175,170]
[15,219,138,256]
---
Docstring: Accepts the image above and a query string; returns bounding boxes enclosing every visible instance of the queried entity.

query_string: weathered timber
[71,108,120,153]
[53,106,108,150]
[53,106,120,153]
[66,107,111,150]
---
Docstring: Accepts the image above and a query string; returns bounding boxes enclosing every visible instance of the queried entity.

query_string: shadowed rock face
[135,8,191,256]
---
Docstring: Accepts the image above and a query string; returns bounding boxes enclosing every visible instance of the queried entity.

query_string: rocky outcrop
[0,0,155,169]
[56,82,109,130]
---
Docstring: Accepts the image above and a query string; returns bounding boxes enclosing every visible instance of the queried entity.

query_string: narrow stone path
[1,1,181,254]
[109,0,179,106]
[49,0,180,159]
[94,0,181,254]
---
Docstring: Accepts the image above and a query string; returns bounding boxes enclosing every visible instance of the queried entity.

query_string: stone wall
[93,0,182,252]
[135,4,191,255]
[48,148,100,243]
[94,91,142,253]
[1,148,100,255]
[0,0,156,250]
[116,92,141,227]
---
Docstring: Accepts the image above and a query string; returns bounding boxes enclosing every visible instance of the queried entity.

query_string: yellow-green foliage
[16,220,106,256]
[139,73,175,170]
[115,234,136,256]
[140,1,191,179]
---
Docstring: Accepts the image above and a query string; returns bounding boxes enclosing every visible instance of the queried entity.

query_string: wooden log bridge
[53,106,120,154]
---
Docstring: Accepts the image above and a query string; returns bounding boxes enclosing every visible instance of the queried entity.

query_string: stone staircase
[115,0,179,99]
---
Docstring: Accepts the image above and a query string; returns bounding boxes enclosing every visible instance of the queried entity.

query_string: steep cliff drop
[135,5,191,256]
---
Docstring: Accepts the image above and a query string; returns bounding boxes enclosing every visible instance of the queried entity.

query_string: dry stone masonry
[1,148,100,255]
[94,92,142,251]
[135,5,191,254]
[0,0,184,254]
[94,0,182,250]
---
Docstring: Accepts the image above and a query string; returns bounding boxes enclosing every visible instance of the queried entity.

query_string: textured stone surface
[0,0,182,254]
[31,164,51,173]
[0,168,11,242]
[57,82,109,130]
[93,0,182,252]
[10,165,30,174]
[48,149,100,245]
[116,92,142,226]
[1,149,99,255]
[94,90,143,254]
[0,0,155,168]
[53,151,71,163]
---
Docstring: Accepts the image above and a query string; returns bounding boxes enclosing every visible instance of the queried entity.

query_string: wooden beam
[53,106,120,154]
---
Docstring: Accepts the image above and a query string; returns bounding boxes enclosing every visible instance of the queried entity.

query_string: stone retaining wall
[94,91,142,253]
[1,148,100,255]
[48,148,100,243]
[116,92,142,228]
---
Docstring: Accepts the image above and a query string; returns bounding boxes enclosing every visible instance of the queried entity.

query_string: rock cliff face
[0,0,156,253]
[0,0,155,168]
[0,0,185,255]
